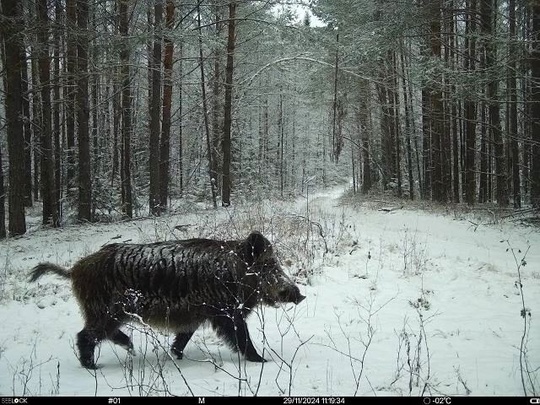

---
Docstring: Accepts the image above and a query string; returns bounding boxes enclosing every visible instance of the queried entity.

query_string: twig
[504,240,536,396]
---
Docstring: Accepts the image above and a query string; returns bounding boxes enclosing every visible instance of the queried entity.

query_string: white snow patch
[1,185,538,396]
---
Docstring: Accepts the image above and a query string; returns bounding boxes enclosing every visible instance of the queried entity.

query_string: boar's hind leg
[171,331,194,359]
[211,312,266,363]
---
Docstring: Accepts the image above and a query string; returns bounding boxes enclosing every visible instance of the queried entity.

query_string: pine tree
[2,0,27,235]
[77,0,92,222]
[37,0,59,226]
[530,3,540,208]
[222,1,237,207]
[149,0,163,216]
[119,0,133,218]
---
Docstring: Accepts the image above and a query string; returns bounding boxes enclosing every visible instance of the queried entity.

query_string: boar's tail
[29,262,72,282]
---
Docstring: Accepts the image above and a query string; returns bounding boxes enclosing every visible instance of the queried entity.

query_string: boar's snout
[293,291,306,304]
[277,284,306,305]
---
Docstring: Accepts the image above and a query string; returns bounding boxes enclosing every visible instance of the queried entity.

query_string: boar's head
[243,231,306,307]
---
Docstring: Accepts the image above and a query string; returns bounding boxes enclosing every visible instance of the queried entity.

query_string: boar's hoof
[171,346,184,360]
[245,352,266,363]
[80,358,100,370]
[171,331,194,360]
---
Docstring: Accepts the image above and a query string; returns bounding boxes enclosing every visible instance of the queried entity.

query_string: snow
[1,185,538,397]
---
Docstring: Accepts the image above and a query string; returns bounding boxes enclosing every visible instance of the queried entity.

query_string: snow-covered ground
[1,185,538,397]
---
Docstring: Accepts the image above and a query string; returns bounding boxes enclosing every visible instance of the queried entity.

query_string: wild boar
[29,231,305,369]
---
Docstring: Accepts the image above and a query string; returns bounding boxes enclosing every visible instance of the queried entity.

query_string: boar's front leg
[77,328,101,369]
[110,329,135,355]
[171,331,194,359]
[77,317,131,369]
[211,311,266,363]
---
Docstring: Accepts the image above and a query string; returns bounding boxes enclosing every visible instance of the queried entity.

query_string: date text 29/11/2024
[283,398,346,405]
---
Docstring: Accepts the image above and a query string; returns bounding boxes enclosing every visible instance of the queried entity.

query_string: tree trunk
[400,46,414,200]
[112,78,120,188]
[279,93,285,196]
[160,0,175,210]
[507,0,521,208]
[91,61,100,212]
[331,31,341,163]
[481,0,508,207]
[53,0,62,221]
[521,5,531,200]
[421,88,431,200]
[442,4,453,203]
[177,2,184,194]
[119,0,133,218]
[0,145,5,238]
[479,103,489,203]
[429,0,446,203]
[197,4,218,208]
[463,0,477,205]
[149,0,163,216]
[65,0,77,197]
[2,0,26,235]
[530,3,540,208]
[77,0,92,222]
[37,0,59,227]
[360,85,372,194]
[259,96,269,178]
[378,78,394,190]
[20,47,33,207]
[31,55,41,202]
[451,5,461,203]
[211,6,222,195]
[221,1,237,207]
[392,75,402,197]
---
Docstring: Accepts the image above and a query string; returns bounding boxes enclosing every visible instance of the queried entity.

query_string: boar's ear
[244,231,272,264]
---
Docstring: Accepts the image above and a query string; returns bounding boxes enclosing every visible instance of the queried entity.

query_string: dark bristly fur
[29,231,305,369]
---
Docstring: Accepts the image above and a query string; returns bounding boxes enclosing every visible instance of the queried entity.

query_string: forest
[1,0,539,237]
